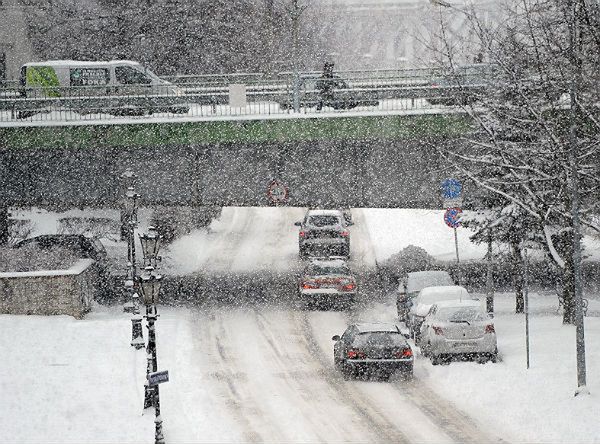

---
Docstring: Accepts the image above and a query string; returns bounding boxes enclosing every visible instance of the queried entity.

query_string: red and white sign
[267,180,289,204]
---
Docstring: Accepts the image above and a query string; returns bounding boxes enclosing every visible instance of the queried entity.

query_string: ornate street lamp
[122,180,144,349]
[139,226,162,268]
[138,266,165,444]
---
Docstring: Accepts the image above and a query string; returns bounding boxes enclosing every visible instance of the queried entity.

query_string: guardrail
[0,70,487,123]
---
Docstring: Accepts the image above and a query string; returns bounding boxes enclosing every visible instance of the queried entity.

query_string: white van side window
[115,66,151,85]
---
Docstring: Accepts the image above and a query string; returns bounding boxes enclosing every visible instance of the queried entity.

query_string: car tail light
[347,349,366,359]
[299,231,307,237]
[339,280,356,291]
[302,280,319,289]
[340,230,349,237]
[485,324,495,334]
[395,348,413,358]
[432,326,444,335]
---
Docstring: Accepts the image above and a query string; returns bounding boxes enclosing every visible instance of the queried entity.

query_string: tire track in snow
[292,310,412,444]
[193,309,266,443]
[339,306,504,444]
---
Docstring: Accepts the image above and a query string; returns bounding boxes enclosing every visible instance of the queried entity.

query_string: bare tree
[431,0,600,323]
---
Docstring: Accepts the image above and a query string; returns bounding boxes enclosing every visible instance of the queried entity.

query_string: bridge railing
[0,69,487,123]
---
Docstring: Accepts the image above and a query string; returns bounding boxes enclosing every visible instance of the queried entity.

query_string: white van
[19,60,184,98]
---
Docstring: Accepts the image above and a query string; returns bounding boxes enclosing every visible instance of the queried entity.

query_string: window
[115,66,151,85]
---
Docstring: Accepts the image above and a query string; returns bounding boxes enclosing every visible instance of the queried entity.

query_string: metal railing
[0,68,488,124]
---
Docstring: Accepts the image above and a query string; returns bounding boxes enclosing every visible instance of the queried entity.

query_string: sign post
[442,178,463,285]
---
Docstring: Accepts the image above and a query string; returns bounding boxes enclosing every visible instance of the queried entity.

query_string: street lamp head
[138,266,163,305]
[139,226,162,260]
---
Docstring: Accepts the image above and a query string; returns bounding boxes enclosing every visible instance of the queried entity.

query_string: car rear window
[307,264,350,275]
[353,332,405,347]
[308,215,341,227]
[437,307,486,322]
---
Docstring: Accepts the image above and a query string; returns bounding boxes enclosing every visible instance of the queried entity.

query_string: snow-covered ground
[3,293,599,443]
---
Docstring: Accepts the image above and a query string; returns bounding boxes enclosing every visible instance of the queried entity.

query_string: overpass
[0,111,475,210]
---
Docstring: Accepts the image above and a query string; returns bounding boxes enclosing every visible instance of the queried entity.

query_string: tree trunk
[511,240,524,313]
[562,241,576,325]
[0,207,9,245]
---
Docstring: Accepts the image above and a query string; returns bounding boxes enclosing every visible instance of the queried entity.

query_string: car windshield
[436,307,487,323]
[354,332,405,347]
[308,215,340,226]
[307,264,350,275]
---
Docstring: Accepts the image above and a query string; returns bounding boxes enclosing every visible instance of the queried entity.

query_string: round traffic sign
[444,207,462,228]
[267,180,289,204]
[441,178,462,200]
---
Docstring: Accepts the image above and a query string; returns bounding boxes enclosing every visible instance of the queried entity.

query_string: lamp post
[139,226,166,444]
[122,178,144,349]
[138,265,165,444]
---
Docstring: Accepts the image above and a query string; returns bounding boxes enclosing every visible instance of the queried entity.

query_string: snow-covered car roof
[417,285,469,304]
[306,209,343,217]
[405,270,454,294]
[433,299,482,309]
[355,322,400,334]
[308,257,347,268]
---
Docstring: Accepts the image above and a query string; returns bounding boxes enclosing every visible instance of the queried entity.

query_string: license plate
[453,341,477,347]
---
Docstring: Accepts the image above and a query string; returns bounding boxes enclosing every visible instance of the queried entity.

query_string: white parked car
[407,285,470,341]
[419,299,498,365]
[396,270,455,321]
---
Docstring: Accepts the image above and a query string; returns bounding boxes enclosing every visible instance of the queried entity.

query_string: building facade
[0,0,34,82]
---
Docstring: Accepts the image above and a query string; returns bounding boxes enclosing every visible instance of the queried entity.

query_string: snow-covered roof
[0,258,95,278]
[306,209,343,217]
[23,60,142,67]
[405,270,454,293]
[417,285,469,304]
[309,257,347,268]
[433,299,482,309]
[355,322,400,333]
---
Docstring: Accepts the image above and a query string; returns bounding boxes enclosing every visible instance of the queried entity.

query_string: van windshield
[115,66,152,85]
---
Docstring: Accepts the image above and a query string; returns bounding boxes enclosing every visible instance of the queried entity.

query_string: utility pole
[290,0,304,112]
[486,228,494,316]
[567,0,588,395]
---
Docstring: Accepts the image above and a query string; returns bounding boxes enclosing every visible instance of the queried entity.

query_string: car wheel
[490,353,498,363]
[299,246,308,258]
[334,356,342,370]
[341,366,352,380]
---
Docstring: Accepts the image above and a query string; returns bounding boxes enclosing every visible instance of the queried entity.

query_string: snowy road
[158,305,500,443]
[155,207,500,442]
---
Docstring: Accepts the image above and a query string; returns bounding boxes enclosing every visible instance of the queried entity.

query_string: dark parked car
[295,209,352,258]
[14,234,112,299]
[332,322,413,380]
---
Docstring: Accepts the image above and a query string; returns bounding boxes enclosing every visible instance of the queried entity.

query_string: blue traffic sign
[441,178,462,199]
[444,207,462,228]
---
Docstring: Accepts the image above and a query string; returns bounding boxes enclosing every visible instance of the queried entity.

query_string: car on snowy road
[332,322,413,380]
[294,209,352,258]
[419,299,498,365]
[407,285,471,342]
[298,257,357,308]
[396,270,455,322]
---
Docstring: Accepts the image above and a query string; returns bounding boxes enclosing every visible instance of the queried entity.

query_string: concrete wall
[0,259,97,319]
[0,137,470,209]
[0,0,33,81]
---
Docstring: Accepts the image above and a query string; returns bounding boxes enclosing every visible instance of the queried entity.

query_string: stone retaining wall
[0,259,97,318]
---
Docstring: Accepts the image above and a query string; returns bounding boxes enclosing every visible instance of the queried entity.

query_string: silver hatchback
[419,299,498,365]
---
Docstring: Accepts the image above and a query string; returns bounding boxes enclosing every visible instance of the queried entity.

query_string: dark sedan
[332,322,413,380]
